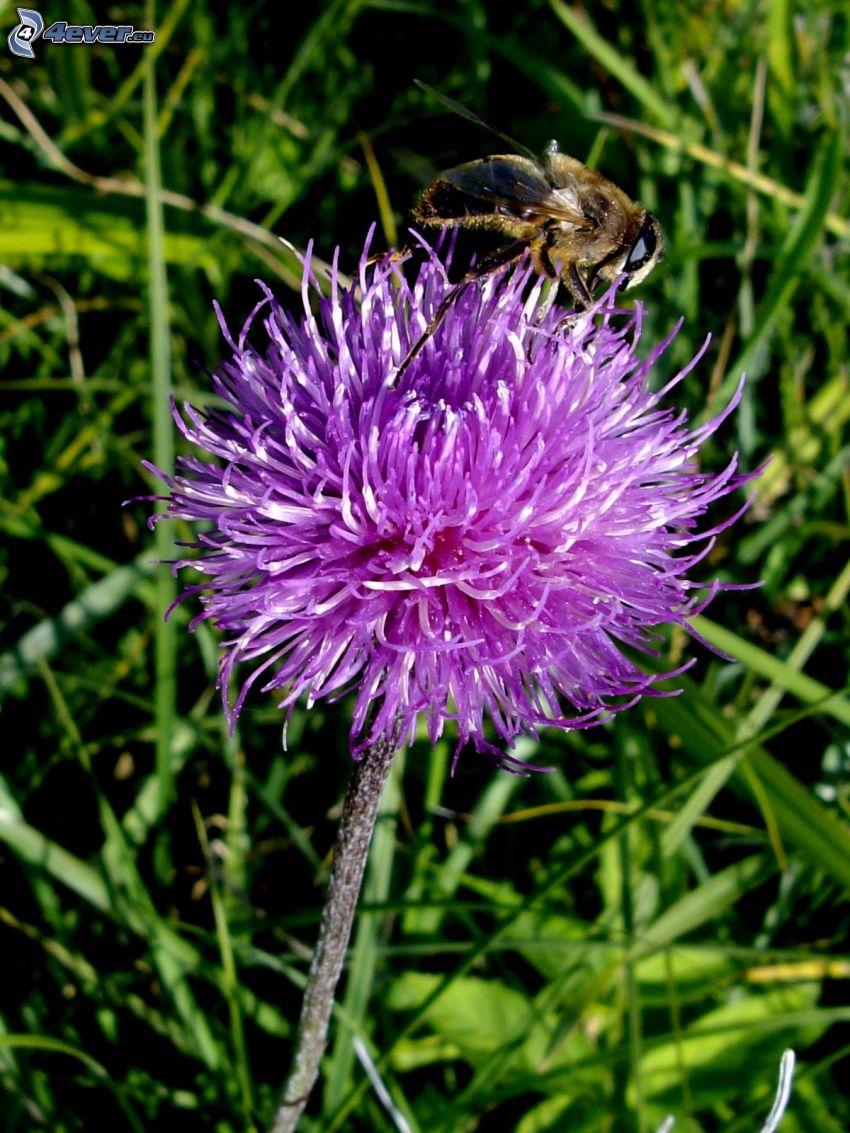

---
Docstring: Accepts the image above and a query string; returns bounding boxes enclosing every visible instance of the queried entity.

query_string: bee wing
[415,157,589,227]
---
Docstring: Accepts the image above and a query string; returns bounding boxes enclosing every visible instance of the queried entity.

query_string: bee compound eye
[624,217,658,274]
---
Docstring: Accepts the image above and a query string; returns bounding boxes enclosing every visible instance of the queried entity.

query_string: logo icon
[7,9,155,56]
[7,7,43,58]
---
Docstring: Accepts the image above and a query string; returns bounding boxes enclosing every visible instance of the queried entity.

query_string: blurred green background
[1,1,849,1130]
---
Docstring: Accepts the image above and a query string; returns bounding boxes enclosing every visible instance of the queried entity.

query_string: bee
[413,140,663,310]
[398,84,663,374]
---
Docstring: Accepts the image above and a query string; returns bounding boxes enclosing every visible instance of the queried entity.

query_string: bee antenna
[413,79,538,162]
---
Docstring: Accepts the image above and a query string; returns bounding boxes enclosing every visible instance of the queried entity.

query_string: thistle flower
[150,230,750,769]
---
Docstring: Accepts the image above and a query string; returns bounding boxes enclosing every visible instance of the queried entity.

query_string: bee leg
[464,238,532,283]
[366,245,411,267]
[563,263,593,311]
[394,281,471,381]
[531,264,595,339]
[395,240,529,380]
[541,264,595,337]
[524,243,556,324]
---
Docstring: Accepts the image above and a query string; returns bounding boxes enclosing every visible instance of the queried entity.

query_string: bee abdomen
[415,179,498,222]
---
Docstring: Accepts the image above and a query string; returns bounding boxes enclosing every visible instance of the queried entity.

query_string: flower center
[422,525,465,572]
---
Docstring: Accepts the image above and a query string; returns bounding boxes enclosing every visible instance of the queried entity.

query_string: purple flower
[149,230,751,769]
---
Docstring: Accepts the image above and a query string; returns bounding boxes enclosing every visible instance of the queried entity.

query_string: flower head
[150,230,750,769]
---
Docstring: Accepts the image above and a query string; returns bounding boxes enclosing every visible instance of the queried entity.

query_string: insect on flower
[399,83,664,375]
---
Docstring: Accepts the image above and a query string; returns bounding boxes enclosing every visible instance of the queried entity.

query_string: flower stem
[268,732,399,1133]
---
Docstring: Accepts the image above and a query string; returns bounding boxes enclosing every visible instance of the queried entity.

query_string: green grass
[1,1,849,1130]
